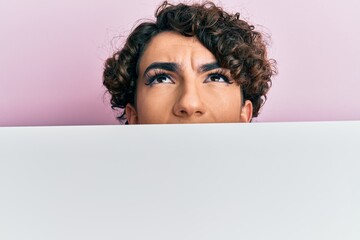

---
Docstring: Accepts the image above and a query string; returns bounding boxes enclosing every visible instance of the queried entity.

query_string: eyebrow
[199,62,221,72]
[142,61,221,77]
[143,62,179,78]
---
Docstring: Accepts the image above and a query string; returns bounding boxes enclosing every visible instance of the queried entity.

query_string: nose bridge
[182,80,201,104]
[174,75,205,117]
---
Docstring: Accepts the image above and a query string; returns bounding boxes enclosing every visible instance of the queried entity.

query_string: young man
[103,1,276,124]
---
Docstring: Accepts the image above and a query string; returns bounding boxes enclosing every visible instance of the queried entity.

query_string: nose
[173,83,206,118]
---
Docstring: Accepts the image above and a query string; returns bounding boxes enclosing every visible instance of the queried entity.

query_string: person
[103,1,276,124]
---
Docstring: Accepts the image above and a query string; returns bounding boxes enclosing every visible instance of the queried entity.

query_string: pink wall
[1,0,359,126]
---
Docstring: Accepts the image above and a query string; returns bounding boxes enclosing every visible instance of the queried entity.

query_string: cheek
[135,88,175,123]
[206,88,242,117]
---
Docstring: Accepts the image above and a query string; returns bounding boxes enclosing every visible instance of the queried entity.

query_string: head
[103,1,276,124]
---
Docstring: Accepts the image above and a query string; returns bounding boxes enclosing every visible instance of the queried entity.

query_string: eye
[204,73,232,84]
[145,73,174,86]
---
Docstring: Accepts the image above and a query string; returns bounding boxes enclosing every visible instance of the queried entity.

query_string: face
[126,31,253,124]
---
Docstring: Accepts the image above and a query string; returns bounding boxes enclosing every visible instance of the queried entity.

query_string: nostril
[195,110,203,115]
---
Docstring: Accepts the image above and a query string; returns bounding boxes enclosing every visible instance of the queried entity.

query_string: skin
[126,31,253,124]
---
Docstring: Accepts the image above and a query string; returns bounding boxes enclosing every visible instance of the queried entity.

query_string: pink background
[1,0,359,126]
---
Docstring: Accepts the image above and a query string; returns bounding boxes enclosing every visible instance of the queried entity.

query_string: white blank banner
[0,122,359,239]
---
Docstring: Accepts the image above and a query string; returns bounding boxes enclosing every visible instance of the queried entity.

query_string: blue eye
[145,73,174,86]
[204,73,232,83]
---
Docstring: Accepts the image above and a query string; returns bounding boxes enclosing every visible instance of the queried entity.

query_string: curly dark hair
[103,1,276,123]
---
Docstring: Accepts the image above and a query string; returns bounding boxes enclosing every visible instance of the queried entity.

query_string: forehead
[138,31,216,72]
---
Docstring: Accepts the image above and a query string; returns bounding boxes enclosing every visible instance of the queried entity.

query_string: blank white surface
[0,122,359,240]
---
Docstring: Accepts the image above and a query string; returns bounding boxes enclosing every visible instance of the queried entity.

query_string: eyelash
[144,69,172,86]
[205,69,233,84]
[144,69,233,85]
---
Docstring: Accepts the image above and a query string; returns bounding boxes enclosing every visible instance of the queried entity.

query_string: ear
[239,100,253,123]
[125,104,139,124]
